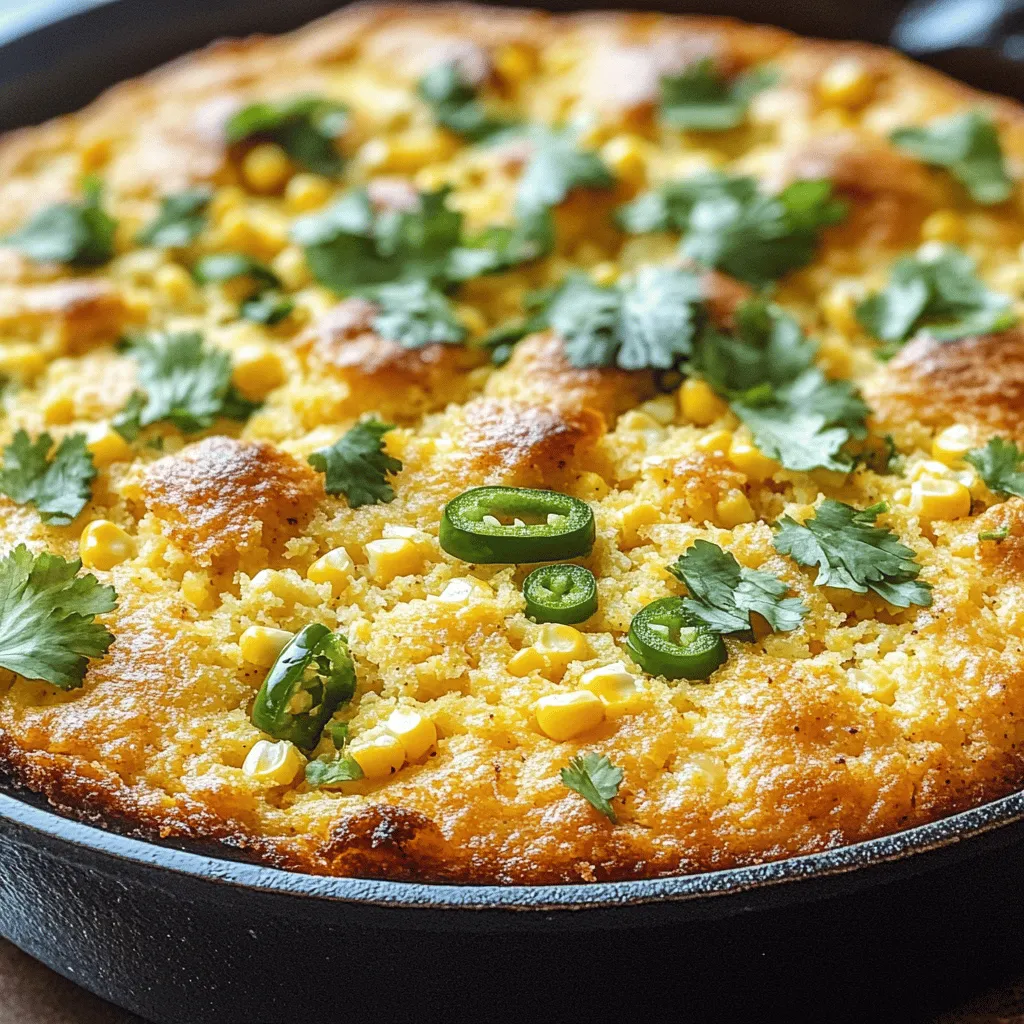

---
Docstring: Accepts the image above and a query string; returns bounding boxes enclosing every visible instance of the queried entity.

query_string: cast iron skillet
[2,2,1024,1021]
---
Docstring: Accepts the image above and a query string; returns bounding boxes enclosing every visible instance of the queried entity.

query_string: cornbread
[2,4,1024,885]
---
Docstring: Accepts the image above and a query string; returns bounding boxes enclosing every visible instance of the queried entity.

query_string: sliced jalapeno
[523,563,598,624]
[440,486,595,564]
[250,623,356,750]
[625,596,726,681]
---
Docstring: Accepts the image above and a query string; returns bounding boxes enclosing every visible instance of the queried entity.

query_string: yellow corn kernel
[154,264,196,303]
[242,739,302,784]
[581,662,638,708]
[716,489,756,528]
[729,437,779,481]
[695,429,733,455]
[239,625,293,668]
[0,343,46,380]
[600,135,647,186]
[349,732,406,779]
[619,502,661,548]
[85,423,132,466]
[79,520,134,571]
[817,59,874,109]
[575,471,610,501]
[535,690,605,742]
[932,423,974,465]
[181,570,215,610]
[455,303,487,337]
[494,42,535,85]
[307,546,354,592]
[385,707,437,760]
[42,394,75,425]
[591,261,619,287]
[285,173,332,212]
[362,130,455,173]
[909,458,953,481]
[242,143,292,193]
[271,245,311,290]
[921,210,965,245]
[232,344,285,401]
[819,285,860,335]
[680,379,727,425]
[507,645,545,677]
[435,577,491,604]
[365,537,424,583]
[911,476,972,520]
[534,623,590,675]
[641,395,677,426]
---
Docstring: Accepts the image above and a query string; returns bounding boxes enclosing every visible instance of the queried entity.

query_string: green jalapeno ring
[250,623,356,750]
[625,596,726,681]
[523,563,598,624]
[440,486,595,564]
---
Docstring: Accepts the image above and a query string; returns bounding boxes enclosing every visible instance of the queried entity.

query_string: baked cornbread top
[2,3,1024,884]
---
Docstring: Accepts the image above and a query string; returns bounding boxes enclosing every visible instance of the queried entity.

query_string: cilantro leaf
[773,500,932,608]
[855,245,1016,354]
[226,94,349,176]
[0,544,116,690]
[371,279,467,348]
[617,173,846,286]
[137,186,213,248]
[890,110,1013,205]
[965,437,1024,498]
[4,177,116,267]
[240,291,294,325]
[305,754,364,787]
[560,751,623,823]
[308,418,402,508]
[667,539,807,635]
[114,332,259,438]
[418,62,512,142]
[512,125,615,214]
[660,59,776,132]
[192,252,280,289]
[0,430,96,526]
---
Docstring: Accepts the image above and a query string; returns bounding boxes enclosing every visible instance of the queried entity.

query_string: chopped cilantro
[305,754,364,787]
[417,62,512,142]
[240,291,294,326]
[965,437,1024,498]
[225,94,349,177]
[137,186,213,248]
[192,252,280,288]
[512,125,615,214]
[617,173,846,286]
[114,332,259,439]
[307,418,402,508]
[560,751,623,823]
[4,177,116,267]
[0,430,96,526]
[979,527,1009,542]
[667,539,807,635]
[855,246,1017,355]
[659,59,776,132]
[371,279,467,348]
[890,110,1013,205]
[0,544,116,690]
[773,500,932,608]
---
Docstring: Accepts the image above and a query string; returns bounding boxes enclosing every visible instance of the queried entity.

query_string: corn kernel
[85,423,133,466]
[239,625,293,667]
[535,690,605,742]
[921,210,965,245]
[729,437,779,481]
[819,285,860,335]
[362,130,455,173]
[0,343,46,380]
[909,458,953,481]
[817,59,874,109]
[79,520,134,570]
[619,502,661,548]
[181,570,215,609]
[581,662,638,708]
[365,537,424,583]
[435,577,491,604]
[932,423,974,465]
[154,264,196,303]
[695,429,733,454]
[591,261,619,287]
[641,395,677,426]
[601,135,647,186]
[575,471,610,501]
[242,143,292,193]
[680,379,727,425]
[307,546,354,592]
[349,732,406,779]
[507,646,545,676]
[911,476,972,520]
[716,490,756,528]
[242,739,302,785]
[232,344,285,401]
[494,43,535,85]
[271,245,311,290]
[285,173,332,212]
[534,623,590,675]
[385,708,437,760]
[42,394,75,425]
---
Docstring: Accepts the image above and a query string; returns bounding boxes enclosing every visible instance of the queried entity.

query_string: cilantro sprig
[0,545,116,690]
[890,110,1013,205]
[966,437,1024,498]
[659,59,776,132]
[773,500,932,609]
[667,539,807,635]
[418,62,512,142]
[308,418,403,508]
[371,279,467,348]
[305,754,364,787]
[114,332,259,439]
[560,751,623,823]
[137,186,213,248]
[226,95,349,177]
[512,124,615,215]
[0,430,96,526]
[4,177,116,267]
[855,246,1017,356]
[617,173,846,287]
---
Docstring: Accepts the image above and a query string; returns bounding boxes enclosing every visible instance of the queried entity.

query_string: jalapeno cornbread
[2,4,1024,884]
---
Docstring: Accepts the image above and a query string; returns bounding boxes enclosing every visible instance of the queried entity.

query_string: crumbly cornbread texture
[2,4,1024,884]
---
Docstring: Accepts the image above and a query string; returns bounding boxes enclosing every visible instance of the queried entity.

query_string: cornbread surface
[2,4,1024,884]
